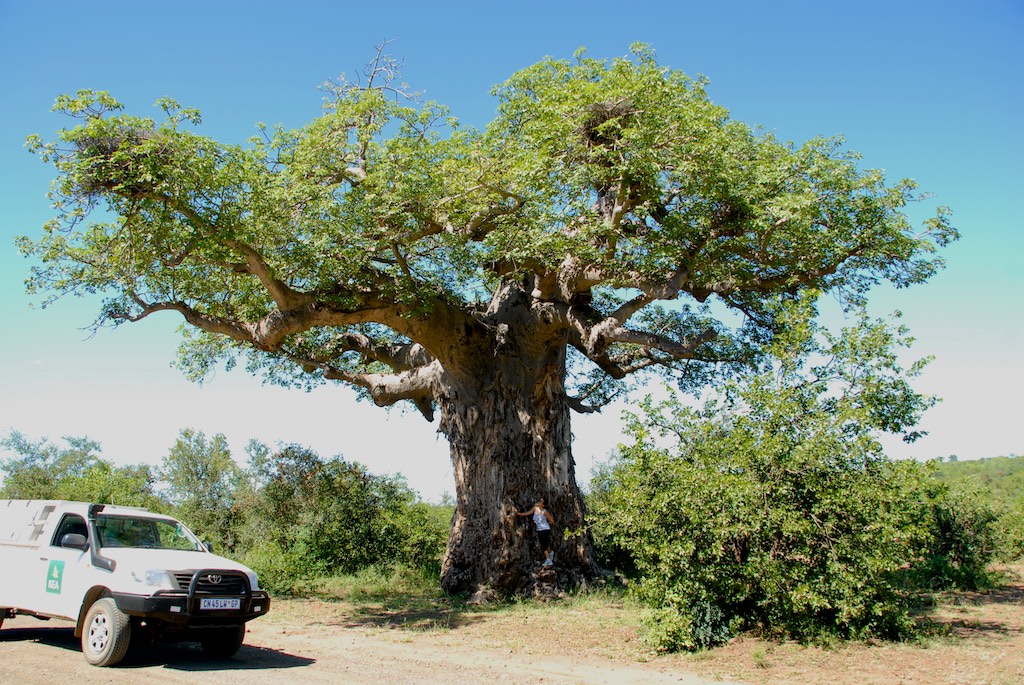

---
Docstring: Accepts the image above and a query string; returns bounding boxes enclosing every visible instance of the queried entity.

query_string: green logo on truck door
[46,560,64,594]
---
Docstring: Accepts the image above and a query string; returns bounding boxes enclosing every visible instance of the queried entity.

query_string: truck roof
[0,500,170,546]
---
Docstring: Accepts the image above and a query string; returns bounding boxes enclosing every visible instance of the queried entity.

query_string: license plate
[200,597,241,610]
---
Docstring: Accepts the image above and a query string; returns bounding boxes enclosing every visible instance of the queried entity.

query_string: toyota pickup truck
[0,500,270,666]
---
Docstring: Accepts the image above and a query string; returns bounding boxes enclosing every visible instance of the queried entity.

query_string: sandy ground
[2,566,1020,685]
[0,612,739,685]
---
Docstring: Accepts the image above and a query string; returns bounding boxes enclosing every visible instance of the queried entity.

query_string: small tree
[589,297,991,649]
[237,442,446,589]
[916,481,996,590]
[0,431,159,507]
[160,429,241,548]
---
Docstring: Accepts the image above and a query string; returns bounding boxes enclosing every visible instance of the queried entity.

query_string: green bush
[995,503,1024,562]
[233,443,450,587]
[159,429,241,551]
[588,301,997,651]
[385,500,452,574]
[592,439,937,650]
[913,481,997,590]
[0,431,162,509]
[932,455,1024,562]
[241,540,313,595]
[1,430,452,591]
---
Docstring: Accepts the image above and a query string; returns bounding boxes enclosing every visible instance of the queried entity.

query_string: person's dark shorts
[537,528,552,550]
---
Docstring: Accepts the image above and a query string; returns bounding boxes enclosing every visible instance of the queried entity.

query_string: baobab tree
[20,46,954,594]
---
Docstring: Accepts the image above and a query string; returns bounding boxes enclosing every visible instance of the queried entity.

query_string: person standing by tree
[517,498,555,566]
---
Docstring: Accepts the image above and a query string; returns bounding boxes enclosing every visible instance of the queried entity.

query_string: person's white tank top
[533,508,550,531]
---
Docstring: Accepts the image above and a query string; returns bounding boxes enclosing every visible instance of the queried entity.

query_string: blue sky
[1,0,1021,500]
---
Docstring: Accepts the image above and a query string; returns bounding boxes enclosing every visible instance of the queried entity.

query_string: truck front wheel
[82,598,132,667]
[200,624,245,658]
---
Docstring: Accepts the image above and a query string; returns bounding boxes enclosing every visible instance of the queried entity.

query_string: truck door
[35,514,92,619]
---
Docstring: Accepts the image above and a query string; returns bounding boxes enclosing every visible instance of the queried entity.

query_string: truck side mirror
[61,533,88,550]
[204,541,214,552]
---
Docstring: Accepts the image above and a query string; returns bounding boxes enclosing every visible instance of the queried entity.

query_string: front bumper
[112,568,271,627]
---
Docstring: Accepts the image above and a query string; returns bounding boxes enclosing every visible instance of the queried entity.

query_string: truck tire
[82,597,132,667]
[200,624,245,658]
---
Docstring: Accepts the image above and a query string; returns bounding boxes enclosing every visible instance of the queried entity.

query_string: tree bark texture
[436,283,597,595]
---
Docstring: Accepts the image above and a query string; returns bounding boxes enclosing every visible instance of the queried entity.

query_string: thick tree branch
[120,293,255,343]
[223,238,313,311]
[566,396,601,414]
[324,361,440,421]
[325,331,433,371]
[120,290,407,353]
[557,301,717,379]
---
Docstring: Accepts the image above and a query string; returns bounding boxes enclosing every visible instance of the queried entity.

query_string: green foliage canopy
[159,428,242,549]
[235,442,449,592]
[18,46,957,411]
[0,431,160,508]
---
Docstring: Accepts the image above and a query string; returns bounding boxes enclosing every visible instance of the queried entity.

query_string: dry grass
[665,564,1024,685]
[266,563,1024,684]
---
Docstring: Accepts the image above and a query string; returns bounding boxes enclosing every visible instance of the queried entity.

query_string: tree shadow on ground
[298,566,571,632]
[923,571,1024,641]
[315,597,491,631]
[950,582,1024,607]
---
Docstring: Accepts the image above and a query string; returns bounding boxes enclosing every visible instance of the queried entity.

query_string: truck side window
[52,514,89,547]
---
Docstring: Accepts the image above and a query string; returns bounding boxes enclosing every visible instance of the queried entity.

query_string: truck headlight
[131,569,174,589]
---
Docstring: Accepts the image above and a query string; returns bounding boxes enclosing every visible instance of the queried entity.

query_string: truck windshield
[95,515,204,551]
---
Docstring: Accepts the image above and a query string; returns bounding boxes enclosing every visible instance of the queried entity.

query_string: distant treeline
[0,429,452,595]
[932,454,1024,561]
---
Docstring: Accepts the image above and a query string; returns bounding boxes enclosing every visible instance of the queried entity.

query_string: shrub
[932,455,1024,562]
[995,503,1024,562]
[233,444,450,586]
[913,480,997,590]
[588,301,996,651]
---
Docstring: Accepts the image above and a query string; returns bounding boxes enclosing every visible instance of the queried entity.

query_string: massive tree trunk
[436,282,597,595]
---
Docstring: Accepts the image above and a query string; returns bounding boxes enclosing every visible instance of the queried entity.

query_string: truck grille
[172,571,248,595]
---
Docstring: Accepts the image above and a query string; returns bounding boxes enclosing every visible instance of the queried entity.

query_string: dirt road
[8,574,1017,685]
[0,613,739,685]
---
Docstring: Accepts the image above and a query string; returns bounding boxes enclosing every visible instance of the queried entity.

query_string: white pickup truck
[0,500,270,666]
